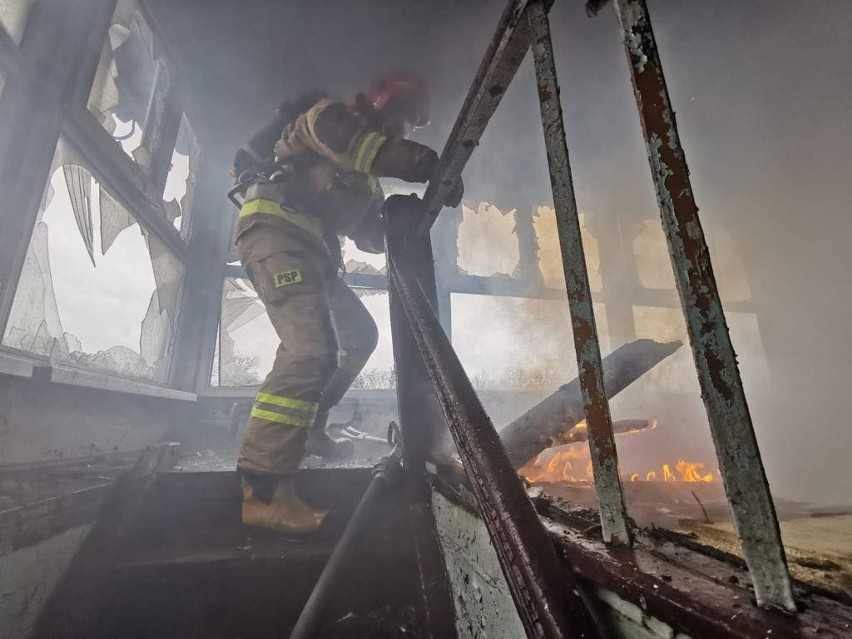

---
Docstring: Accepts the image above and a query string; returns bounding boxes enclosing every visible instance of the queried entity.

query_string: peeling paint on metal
[420,0,541,230]
[617,1,649,73]
[435,491,692,639]
[613,0,796,612]
[528,0,631,547]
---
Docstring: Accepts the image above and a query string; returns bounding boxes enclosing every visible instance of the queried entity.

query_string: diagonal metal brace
[419,0,553,234]
[387,216,601,637]
[612,0,795,612]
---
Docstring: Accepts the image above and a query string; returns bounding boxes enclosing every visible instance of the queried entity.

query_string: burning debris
[520,443,718,487]
[498,338,682,468]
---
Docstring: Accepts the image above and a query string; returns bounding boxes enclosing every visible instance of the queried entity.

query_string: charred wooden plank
[553,419,650,446]
[499,339,681,468]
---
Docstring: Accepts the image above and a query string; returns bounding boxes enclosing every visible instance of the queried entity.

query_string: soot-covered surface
[69,468,423,638]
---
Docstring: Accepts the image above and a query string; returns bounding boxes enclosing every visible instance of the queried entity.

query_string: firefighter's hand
[443,176,464,208]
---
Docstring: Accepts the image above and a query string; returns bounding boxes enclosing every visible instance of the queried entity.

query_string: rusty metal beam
[527,0,631,546]
[611,0,795,611]
[419,0,552,233]
[546,519,846,639]
[387,204,599,638]
[385,195,459,638]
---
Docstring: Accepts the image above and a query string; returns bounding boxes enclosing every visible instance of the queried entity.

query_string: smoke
[145,0,852,504]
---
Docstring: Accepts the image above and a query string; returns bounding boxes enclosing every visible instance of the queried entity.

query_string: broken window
[342,239,386,277]
[457,202,519,277]
[87,1,170,168]
[629,306,769,394]
[216,278,271,387]
[633,221,753,301]
[534,206,602,291]
[2,138,185,384]
[633,220,678,290]
[163,115,199,238]
[451,293,610,393]
[710,229,752,302]
[215,279,395,389]
[349,291,394,389]
[0,0,33,44]
[631,306,697,393]
[725,311,770,389]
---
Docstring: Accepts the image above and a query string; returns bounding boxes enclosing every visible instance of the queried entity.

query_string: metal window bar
[610,0,796,611]
[527,0,631,545]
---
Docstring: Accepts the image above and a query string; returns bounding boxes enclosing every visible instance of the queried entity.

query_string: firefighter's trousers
[235,224,378,476]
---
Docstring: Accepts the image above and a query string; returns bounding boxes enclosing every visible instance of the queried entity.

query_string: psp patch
[273,270,303,288]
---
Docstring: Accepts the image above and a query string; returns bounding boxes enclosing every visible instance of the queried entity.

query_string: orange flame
[521,447,592,484]
[675,460,714,483]
[520,447,717,485]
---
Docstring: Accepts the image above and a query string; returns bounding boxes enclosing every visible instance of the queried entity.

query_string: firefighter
[234,72,463,534]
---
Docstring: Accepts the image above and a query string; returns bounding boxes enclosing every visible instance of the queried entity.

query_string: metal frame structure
[385,0,796,629]
[0,0,797,630]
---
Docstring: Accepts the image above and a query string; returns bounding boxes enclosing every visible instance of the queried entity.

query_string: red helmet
[366,71,430,131]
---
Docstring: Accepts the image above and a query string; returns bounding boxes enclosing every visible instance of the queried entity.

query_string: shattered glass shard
[0,0,34,44]
[144,230,184,322]
[165,115,200,236]
[4,143,186,384]
[99,185,136,255]
[3,222,64,357]
[344,260,384,276]
[63,165,96,266]
[222,278,264,334]
[139,290,171,371]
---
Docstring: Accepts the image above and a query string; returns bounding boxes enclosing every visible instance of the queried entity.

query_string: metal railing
[387,0,796,634]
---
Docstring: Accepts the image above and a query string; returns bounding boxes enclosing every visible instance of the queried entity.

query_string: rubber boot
[241,477,328,534]
[306,410,355,460]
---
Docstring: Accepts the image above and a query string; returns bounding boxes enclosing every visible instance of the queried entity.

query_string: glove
[443,176,464,208]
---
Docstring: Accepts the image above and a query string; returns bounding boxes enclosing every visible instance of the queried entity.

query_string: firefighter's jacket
[236,94,438,257]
